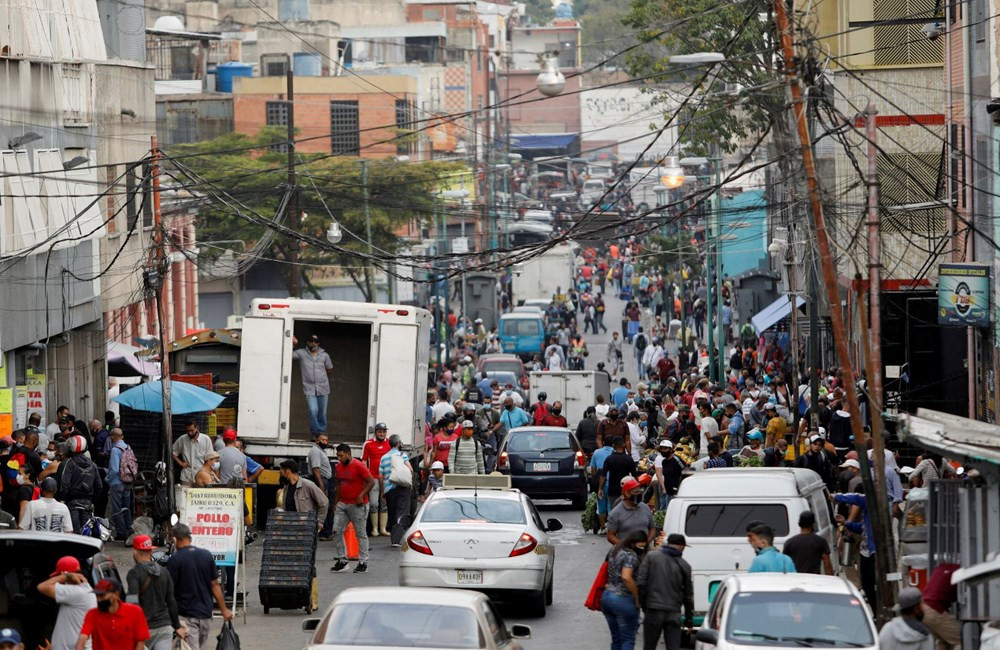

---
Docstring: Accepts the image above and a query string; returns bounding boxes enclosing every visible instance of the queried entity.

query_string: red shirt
[334,458,372,504]
[80,603,150,650]
[540,414,567,427]
[922,562,959,613]
[432,432,459,465]
[361,438,391,477]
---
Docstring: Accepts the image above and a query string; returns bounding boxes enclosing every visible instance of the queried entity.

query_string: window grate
[877,151,945,233]
[872,0,942,65]
[330,101,360,155]
[266,101,290,153]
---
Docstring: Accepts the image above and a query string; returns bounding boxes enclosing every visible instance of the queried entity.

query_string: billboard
[938,263,991,326]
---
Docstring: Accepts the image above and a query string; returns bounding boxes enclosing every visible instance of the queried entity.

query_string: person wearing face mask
[540,401,567,427]
[75,579,149,650]
[606,477,655,547]
[38,556,97,650]
[194,451,220,487]
[746,523,796,573]
[166,524,232,650]
[21,477,71,531]
[597,407,628,452]
[307,434,335,538]
[637,534,694,650]
[361,424,392,537]
[499,396,531,436]
[172,420,213,487]
[653,441,685,511]
[600,530,647,650]
[278,459,330,532]
[58,436,103,535]
[125,536,185,650]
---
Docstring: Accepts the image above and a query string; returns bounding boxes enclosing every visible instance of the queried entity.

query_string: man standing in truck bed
[292,334,334,436]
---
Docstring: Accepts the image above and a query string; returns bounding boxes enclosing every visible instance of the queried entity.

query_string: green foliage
[652,508,665,530]
[523,0,555,25]
[622,0,782,154]
[580,0,634,65]
[168,130,467,298]
[644,233,702,275]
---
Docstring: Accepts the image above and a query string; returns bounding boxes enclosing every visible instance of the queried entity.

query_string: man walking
[782,510,833,575]
[448,421,485,475]
[278,460,330,531]
[20,477,71,532]
[75,580,149,650]
[307,434,335,540]
[330,444,375,574]
[58,436,103,535]
[378,434,413,548]
[37,557,96,650]
[126,535,185,650]
[878,588,934,650]
[106,428,134,541]
[747,523,796,573]
[166,524,232,650]
[637,534,694,650]
[292,334,334,436]
[171,421,213,487]
[606,477,655,546]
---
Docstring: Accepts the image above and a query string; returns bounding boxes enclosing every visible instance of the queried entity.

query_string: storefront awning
[750,294,805,335]
[510,133,578,150]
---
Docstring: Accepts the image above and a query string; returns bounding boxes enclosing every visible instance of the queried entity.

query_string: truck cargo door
[375,323,419,443]
[238,316,285,440]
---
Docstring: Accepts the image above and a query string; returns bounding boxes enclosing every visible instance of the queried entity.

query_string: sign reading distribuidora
[938,263,991,327]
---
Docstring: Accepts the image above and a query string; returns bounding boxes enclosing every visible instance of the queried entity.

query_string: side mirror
[301,618,320,632]
[695,628,719,645]
[509,624,532,639]
[545,518,563,532]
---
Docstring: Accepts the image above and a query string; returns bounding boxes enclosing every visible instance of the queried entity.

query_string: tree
[579,0,633,66]
[168,129,466,300]
[522,0,554,25]
[622,0,786,155]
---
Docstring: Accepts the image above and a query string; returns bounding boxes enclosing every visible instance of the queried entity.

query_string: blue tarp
[510,133,578,150]
[751,294,806,335]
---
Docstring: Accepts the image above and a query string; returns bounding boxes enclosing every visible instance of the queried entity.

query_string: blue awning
[510,133,578,150]
[751,295,806,335]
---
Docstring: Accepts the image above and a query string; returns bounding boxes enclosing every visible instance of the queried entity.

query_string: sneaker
[598,527,607,535]
[330,561,349,572]
[318,536,332,542]
[353,562,368,574]
[391,543,401,548]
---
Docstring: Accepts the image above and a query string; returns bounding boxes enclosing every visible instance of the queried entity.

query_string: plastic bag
[216,621,241,650]
[173,635,193,650]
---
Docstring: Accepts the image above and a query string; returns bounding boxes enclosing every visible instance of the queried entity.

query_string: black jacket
[127,561,181,630]
[58,454,103,502]
[637,547,694,621]
[575,417,598,454]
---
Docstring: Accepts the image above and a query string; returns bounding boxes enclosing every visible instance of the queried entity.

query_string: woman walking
[601,530,647,650]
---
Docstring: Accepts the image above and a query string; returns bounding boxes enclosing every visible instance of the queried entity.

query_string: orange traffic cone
[345,522,360,560]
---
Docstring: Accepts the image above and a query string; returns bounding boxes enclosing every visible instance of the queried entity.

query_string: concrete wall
[148,0,405,33]
[504,70,581,134]
[580,85,674,162]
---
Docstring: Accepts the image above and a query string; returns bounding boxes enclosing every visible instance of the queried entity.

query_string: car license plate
[457,570,483,585]
[533,462,554,472]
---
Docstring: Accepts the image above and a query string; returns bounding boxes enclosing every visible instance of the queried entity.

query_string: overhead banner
[938,263,991,326]
[180,488,244,566]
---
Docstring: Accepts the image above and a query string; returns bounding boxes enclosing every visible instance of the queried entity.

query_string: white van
[663,468,839,620]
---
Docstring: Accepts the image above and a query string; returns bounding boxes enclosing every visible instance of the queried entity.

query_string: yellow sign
[0,389,11,414]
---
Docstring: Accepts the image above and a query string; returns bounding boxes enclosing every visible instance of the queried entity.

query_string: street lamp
[326,221,343,244]
[667,53,726,65]
[536,54,566,97]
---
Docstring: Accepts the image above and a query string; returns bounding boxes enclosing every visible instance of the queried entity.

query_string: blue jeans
[305,393,329,434]
[602,591,639,650]
[109,483,133,539]
[320,477,335,537]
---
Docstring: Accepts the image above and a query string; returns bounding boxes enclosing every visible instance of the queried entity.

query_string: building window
[395,99,414,156]
[872,0,941,65]
[330,100,360,155]
[141,163,153,229]
[266,101,290,152]
[405,36,440,63]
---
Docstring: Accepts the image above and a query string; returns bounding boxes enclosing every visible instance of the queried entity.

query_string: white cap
[462,420,474,428]
[463,355,472,362]
[430,461,445,470]
[840,459,860,469]
[657,439,674,449]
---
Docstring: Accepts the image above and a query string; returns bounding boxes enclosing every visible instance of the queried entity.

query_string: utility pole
[361,159,374,302]
[149,135,175,516]
[286,70,299,298]
[774,0,895,624]
[864,103,898,614]
[713,152,725,381]
[786,239,801,456]
[706,181,716,382]
[809,256,820,431]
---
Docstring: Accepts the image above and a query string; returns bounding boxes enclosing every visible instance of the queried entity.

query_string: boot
[378,511,390,536]
[369,512,380,537]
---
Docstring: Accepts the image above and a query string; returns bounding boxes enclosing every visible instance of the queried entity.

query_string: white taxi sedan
[399,476,562,617]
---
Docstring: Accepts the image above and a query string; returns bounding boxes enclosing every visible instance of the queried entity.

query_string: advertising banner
[180,488,243,566]
[938,263,991,326]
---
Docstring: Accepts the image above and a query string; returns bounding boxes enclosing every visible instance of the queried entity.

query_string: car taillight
[498,451,508,468]
[575,450,586,467]
[406,531,433,555]
[510,532,538,557]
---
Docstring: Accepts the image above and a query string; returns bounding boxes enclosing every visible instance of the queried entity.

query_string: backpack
[634,334,648,352]
[119,444,138,483]
[388,453,412,487]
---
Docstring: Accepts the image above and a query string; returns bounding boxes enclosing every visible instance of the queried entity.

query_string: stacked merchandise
[259,510,318,614]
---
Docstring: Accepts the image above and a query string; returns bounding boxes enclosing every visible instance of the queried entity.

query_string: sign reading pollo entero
[180,488,243,566]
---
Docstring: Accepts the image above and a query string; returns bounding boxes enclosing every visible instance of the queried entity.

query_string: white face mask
[16,474,30,486]
[212,462,221,471]
[46,450,55,460]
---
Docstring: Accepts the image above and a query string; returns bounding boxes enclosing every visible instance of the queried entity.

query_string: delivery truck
[237,298,432,460]
[528,370,611,424]
[510,241,576,306]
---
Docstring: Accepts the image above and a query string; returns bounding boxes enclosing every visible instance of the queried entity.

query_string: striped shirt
[378,449,410,493]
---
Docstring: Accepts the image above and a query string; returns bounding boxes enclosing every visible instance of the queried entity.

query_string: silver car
[302,586,532,650]
[399,484,562,617]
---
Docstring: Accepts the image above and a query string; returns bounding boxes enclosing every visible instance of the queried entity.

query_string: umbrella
[112,380,224,415]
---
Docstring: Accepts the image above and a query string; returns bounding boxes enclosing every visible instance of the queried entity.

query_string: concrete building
[0,0,155,425]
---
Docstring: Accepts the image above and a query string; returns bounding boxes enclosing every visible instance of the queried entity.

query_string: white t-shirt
[53,583,96,650]
[432,401,456,422]
[627,423,646,461]
[20,497,72,533]
[595,403,610,420]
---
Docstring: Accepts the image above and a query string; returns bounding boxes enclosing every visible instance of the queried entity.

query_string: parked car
[695,573,877,649]
[302,586,533,649]
[496,426,588,508]
[498,313,546,361]
[581,179,607,205]
[0,531,121,650]
[398,480,562,617]
[477,354,529,388]
[522,210,555,225]
[663,467,839,620]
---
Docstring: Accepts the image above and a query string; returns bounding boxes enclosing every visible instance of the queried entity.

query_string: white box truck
[511,241,576,305]
[528,370,611,424]
[237,298,432,460]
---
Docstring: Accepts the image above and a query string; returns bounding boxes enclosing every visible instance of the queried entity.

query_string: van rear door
[375,323,420,446]
[238,316,286,441]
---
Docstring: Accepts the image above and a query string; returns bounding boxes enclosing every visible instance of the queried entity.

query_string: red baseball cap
[637,473,652,487]
[132,535,156,551]
[621,477,641,494]
[222,429,238,442]
[51,556,81,577]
